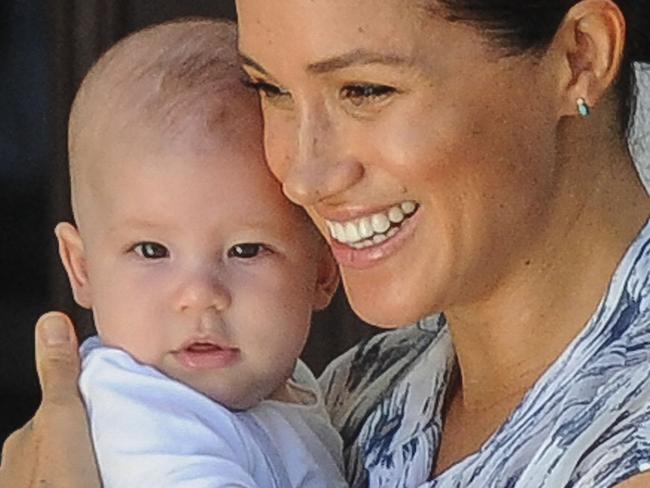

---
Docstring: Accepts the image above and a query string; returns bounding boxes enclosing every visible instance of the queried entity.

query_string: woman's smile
[325,200,419,248]
[326,203,422,269]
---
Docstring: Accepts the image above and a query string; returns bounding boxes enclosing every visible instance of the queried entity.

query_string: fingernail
[43,317,71,346]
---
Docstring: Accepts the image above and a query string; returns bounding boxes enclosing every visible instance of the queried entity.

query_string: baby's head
[56,19,338,410]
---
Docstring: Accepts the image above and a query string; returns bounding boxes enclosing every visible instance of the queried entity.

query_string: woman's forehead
[236,0,471,75]
[237,0,426,48]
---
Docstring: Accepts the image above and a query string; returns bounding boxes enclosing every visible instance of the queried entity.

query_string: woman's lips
[328,207,420,269]
[174,342,240,370]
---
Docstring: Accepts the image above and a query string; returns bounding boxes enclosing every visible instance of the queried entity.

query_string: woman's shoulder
[318,315,454,485]
[319,315,451,433]
[320,315,446,415]
[564,358,650,486]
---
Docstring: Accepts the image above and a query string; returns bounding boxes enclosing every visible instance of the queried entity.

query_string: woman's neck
[445,118,650,412]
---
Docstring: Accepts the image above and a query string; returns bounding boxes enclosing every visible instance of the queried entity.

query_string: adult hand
[0,312,100,488]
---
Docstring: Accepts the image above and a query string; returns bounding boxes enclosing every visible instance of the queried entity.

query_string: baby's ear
[54,222,92,309]
[312,244,340,311]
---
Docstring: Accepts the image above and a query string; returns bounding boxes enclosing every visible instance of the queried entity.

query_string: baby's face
[62,111,333,409]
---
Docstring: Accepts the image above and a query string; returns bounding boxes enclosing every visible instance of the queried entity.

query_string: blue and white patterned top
[320,218,650,488]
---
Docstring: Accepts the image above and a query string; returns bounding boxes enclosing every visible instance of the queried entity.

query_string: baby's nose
[174,271,231,314]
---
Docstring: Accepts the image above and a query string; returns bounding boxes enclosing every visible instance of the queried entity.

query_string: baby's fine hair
[68,18,244,167]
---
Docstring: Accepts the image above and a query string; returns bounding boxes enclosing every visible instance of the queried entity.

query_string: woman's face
[237,0,562,327]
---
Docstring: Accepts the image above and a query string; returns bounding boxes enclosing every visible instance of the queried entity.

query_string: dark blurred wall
[1,0,373,445]
[1,0,52,447]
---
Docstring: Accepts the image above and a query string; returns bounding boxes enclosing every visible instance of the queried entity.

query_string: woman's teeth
[326,201,418,249]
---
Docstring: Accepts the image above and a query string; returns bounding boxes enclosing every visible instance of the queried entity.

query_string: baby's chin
[208,390,266,411]
[163,368,284,411]
[202,384,284,411]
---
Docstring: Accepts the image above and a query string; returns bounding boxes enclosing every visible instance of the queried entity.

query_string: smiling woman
[235,0,650,486]
[237,0,592,329]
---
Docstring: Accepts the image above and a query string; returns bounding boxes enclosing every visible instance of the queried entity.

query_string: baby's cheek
[243,306,309,362]
[94,299,166,365]
[123,331,165,364]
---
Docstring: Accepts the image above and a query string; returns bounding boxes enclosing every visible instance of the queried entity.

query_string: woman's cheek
[262,110,296,183]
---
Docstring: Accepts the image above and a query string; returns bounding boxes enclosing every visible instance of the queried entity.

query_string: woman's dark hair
[427,0,649,135]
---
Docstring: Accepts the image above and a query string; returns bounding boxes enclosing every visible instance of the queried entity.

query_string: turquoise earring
[577,97,590,118]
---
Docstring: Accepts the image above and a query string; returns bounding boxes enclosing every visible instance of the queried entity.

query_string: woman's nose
[281,104,364,206]
[174,270,231,314]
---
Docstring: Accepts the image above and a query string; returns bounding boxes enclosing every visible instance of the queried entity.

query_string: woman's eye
[340,83,396,107]
[132,242,169,259]
[227,243,268,259]
[243,78,290,102]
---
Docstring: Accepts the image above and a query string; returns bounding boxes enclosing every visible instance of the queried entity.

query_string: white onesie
[79,336,348,488]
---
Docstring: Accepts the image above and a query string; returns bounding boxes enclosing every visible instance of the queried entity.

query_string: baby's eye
[227,243,269,259]
[132,242,169,259]
[340,83,397,107]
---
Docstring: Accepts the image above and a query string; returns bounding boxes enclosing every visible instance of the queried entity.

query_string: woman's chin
[343,279,438,329]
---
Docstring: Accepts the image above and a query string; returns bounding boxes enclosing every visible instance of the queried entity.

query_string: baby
[55,19,347,488]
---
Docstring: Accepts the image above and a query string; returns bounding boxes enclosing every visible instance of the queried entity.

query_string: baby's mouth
[186,342,224,352]
[325,200,419,249]
[175,340,240,370]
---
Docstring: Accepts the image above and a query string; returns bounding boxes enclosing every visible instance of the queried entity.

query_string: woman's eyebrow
[306,49,412,74]
[240,53,270,76]
[239,49,412,77]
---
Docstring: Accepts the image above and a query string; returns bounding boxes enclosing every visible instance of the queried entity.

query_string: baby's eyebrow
[107,218,163,233]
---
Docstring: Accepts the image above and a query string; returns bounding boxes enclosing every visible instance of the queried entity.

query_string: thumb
[34,312,81,406]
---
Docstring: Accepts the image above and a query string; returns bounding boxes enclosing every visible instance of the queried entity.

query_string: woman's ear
[312,244,340,311]
[554,0,626,116]
[54,222,92,309]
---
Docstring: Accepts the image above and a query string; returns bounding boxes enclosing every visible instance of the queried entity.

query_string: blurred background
[1,0,375,445]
